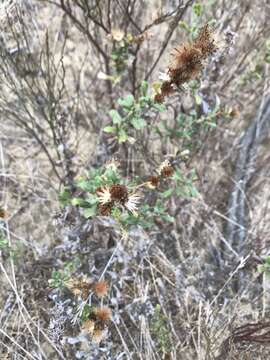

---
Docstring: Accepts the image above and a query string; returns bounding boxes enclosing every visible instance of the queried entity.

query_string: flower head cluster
[65,278,109,299]
[64,278,110,343]
[97,184,141,216]
[82,306,112,343]
[154,24,217,103]
[65,278,91,299]
[147,160,174,189]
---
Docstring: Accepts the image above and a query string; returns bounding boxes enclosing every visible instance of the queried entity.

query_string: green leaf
[104,126,117,133]
[0,237,8,249]
[71,197,87,206]
[189,186,199,197]
[179,21,191,33]
[83,206,97,218]
[85,195,99,206]
[112,207,121,220]
[195,94,202,105]
[131,117,147,130]
[59,188,71,207]
[153,103,166,112]
[81,304,93,321]
[193,3,203,16]
[77,179,93,192]
[140,81,148,96]
[163,214,174,223]
[118,129,129,143]
[109,109,123,124]
[118,94,134,108]
[257,264,266,273]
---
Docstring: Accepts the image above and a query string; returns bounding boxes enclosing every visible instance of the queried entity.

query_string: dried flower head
[92,280,108,298]
[110,184,128,203]
[155,24,217,102]
[92,328,106,343]
[95,307,112,324]
[160,81,174,97]
[158,160,174,178]
[96,186,112,205]
[110,28,125,42]
[169,43,203,82]
[0,207,7,219]
[82,319,95,335]
[228,107,240,118]
[124,192,141,216]
[148,176,160,189]
[98,202,113,216]
[154,92,165,103]
[194,24,216,58]
[65,278,91,299]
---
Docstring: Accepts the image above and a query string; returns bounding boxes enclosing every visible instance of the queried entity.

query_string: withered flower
[96,186,112,205]
[65,278,91,299]
[169,44,203,85]
[194,24,216,58]
[92,280,108,298]
[95,307,112,324]
[158,160,174,178]
[110,184,128,203]
[92,328,106,343]
[228,107,240,118]
[98,202,113,216]
[148,176,160,189]
[110,28,125,42]
[155,24,217,103]
[82,319,95,335]
[0,207,7,219]
[160,81,174,97]
[124,192,141,216]
[96,184,140,216]
[154,92,165,103]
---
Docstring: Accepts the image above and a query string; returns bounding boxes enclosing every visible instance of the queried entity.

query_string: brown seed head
[194,24,217,58]
[110,184,128,203]
[169,43,203,83]
[158,160,174,178]
[154,93,165,103]
[92,329,106,343]
[0,208,7,219]
[157,24,217,102]
[161,165,174,177]
[228,107,240,118]
[92,280,108,298]
[148,176,160,188]
[95,307,112,324]
[98,202,113,216]
[82,319,95,335]
[160,81,174,97]
[65,278,91,299]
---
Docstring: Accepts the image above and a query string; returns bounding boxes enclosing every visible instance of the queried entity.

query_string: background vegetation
[0,0,270,359]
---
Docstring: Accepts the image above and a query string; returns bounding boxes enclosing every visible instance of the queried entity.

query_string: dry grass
[1,0,270,359]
